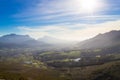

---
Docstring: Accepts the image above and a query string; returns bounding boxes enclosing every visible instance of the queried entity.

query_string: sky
[0,0,120,41]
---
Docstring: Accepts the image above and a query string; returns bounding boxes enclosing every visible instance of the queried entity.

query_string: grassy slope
[0,62,66,80]
[58,60,120,80]
[0,60,119,80]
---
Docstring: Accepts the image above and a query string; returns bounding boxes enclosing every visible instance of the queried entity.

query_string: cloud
[18,20,120,41]
[14,0,120,24]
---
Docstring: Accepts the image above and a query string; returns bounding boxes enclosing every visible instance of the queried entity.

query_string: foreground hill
[0,60,119,80]
[63,60,120,80]
[0,62,65,80]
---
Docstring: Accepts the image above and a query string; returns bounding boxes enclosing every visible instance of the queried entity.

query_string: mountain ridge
[79,30,120,49]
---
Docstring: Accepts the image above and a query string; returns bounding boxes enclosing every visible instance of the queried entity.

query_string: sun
[81,0,98,13]
[74,0,102,14]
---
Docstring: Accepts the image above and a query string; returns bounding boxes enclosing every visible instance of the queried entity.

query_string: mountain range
[0,34,74,49]
[0,30,120,49]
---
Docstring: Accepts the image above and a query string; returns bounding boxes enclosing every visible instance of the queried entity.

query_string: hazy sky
[0,0,120,41]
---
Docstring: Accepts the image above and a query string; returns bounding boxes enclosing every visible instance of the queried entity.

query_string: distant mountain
[0,34,48,48]
[0,34,34,44]
[38,36,70,44]
[38,36,78,50]
[79,30,120,49]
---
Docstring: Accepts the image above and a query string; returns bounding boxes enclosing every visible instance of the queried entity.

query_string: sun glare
[81,0,98,12]
[74,0,103,14]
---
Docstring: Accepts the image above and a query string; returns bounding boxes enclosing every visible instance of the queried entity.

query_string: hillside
[79,30,120,49]
[0,60,119,80]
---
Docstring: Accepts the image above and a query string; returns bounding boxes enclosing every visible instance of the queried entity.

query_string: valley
[0,30,120,80]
